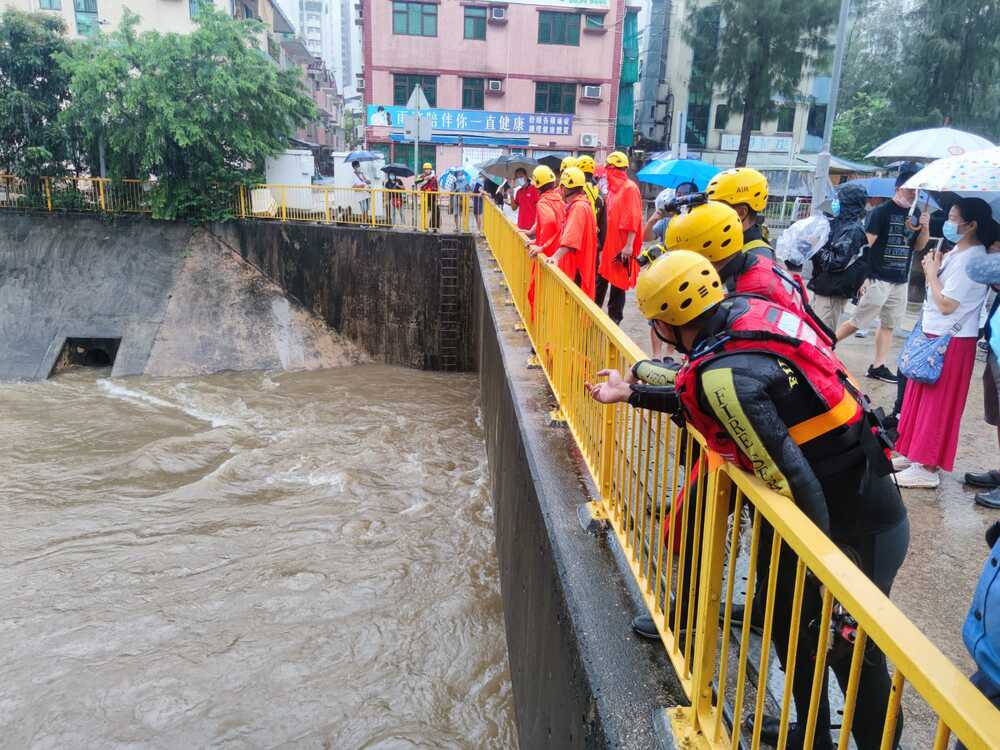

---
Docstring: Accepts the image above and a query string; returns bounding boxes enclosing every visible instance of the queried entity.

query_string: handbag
[897,308,977,384]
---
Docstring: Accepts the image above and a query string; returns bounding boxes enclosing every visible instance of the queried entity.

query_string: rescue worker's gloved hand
[627,384,680,414]
[632,358,680,386]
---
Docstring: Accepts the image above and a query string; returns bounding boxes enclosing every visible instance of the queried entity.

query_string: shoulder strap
[743,239,771,251]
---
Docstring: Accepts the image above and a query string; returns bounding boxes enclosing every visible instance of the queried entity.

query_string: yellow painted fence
[0,175,149,214]
[481,199,1000,750]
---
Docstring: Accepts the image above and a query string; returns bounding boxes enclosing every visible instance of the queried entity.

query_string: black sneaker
[975,488,1000,509]
[867,364,899,383]
[722,602,765,633]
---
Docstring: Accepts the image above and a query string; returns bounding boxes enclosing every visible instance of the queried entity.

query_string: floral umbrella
[903,147,1000,193]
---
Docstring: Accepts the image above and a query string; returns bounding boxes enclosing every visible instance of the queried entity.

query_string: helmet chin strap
[653,322,689,354]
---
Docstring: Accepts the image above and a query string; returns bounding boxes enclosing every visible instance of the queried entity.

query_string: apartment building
[360,0,639,171]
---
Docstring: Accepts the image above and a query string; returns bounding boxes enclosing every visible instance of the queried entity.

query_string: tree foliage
[686,0,838,167]
[0,11,73,175]
[58,8,317,221]
[835,0,999,160]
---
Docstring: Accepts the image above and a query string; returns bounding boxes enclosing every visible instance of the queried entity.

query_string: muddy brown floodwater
[0,365,516,750]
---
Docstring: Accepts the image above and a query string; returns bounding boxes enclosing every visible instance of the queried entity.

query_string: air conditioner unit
[487,79,504,93]
[582,84,602,99]
[355,78,365,90]
[489,6,507,21]
[579,133,599,148]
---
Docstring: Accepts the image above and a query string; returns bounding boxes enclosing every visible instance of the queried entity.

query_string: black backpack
[808,219,869,299]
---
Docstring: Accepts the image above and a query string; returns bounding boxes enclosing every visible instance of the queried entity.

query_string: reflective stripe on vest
[787,390,859,445]
[743,238,771,252]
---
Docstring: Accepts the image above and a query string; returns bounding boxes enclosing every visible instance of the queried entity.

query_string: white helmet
[655,188,676,213]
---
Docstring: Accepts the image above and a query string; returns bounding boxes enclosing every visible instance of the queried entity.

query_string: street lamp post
[811,0,851,212]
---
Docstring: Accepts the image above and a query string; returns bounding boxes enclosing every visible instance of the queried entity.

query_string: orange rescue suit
[560,191,598,299]
[527,188,567,319]
[598,169,643,290]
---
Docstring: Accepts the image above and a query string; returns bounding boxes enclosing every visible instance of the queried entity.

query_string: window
[464,6,486,39]
[462,78,485,110]
[713,104,729,130]
[40,0,61,9]
[535,81,576,114]
[584,13,603,30]
[776,105,795,133]
[393,74,437,107]
[74,0,98,35]
[394,143,436,171]
[538,11,579,45]
[392,1,437,37]
[189,0,199,17]
[807,104,826,138]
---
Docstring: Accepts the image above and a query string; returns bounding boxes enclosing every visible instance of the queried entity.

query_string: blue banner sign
[367,105,573,136]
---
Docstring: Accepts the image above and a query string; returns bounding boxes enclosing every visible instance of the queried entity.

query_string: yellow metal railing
[481,199,1000,750]
[234,184,479,233]
[0,174,152,214]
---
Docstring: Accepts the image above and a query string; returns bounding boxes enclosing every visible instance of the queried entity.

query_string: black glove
[987,520,1000,550]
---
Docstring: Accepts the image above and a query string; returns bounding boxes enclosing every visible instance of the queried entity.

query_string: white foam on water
[97,380,238,428]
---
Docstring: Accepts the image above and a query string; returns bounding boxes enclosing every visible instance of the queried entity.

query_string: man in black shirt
[835,170,929,383]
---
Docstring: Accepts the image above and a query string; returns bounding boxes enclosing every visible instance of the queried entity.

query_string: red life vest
[729,253,834,347]
[674,296,861,472]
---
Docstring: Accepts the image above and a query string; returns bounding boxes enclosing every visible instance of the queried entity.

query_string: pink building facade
[361,0,630,173]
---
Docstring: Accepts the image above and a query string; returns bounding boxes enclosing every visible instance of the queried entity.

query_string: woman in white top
[894,197,996,488]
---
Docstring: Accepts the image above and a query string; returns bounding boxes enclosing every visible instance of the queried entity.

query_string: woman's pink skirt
[896,335,978,472]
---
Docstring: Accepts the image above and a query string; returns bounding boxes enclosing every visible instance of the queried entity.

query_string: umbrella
[840,177,896,199]
[537,155,565,173]
[381,163,414,177]
[343,150,383,163]
[476,155,539,181]
[866,127,995,161]
[635,158,721,190]
[903,147,1000,193]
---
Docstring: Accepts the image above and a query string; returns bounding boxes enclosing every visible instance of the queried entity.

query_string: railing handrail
[480,198,1000,749]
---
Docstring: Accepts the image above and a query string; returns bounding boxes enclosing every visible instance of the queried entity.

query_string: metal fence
[235,184,480,233]
[0,175,151,214]
[481,199,1000,750]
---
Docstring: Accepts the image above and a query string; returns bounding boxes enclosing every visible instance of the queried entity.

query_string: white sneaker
[894,463,940,489]
[891,455,912,472]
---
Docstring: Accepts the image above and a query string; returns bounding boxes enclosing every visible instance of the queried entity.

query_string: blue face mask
[830,199,841,217]
[943,220,965,244]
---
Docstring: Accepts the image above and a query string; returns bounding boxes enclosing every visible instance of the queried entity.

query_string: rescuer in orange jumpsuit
[538,166,597,299]
[596,151,642,324]
[523,165,567,318]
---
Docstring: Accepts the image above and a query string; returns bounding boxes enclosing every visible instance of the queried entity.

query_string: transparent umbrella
[866,127,995,161]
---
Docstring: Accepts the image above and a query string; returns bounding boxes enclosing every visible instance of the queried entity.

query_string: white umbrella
[903,147,1000,193]
[866,127,995,161]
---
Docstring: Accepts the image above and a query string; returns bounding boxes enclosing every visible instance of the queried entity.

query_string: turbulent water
[1,365,516,749]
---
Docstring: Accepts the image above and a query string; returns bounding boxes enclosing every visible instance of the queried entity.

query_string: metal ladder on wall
[438,240,461,371]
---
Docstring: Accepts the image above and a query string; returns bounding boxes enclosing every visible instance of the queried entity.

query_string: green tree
[0,11,73,175]
[58,8,318,221]
[894,0,1000,140]
[686,0,838,167]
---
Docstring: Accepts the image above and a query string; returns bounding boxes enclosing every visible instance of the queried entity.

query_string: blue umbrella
[439,166,477,190]
[840,177,896,199]
[343,150,383,163]
[636,159,721,190]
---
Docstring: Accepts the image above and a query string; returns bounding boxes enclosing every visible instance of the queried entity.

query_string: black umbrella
[381,163,414,177]
[476,155,539,182]
[537,154,565,173]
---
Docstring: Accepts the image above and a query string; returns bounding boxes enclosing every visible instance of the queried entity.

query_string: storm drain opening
[50,337,122,376]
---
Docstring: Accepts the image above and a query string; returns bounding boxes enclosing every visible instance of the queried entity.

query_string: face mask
[943,220,965,244]
[516,178,526,187]
[830,199,841,217]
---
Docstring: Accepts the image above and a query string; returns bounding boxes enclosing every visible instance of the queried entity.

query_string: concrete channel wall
[0,213,477,379]
[475,245,685,750]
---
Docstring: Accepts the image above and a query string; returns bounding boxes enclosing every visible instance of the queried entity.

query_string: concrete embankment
[475,245,685,749]
[0,213,478,380]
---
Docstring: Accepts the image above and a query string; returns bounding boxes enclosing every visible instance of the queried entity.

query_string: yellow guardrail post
[97,179,106,211]
[43,177,52,211]
[369,188,376,226]
[323,188,330,224]
[420,192,428,231]
[280,187,287,222]
[238,185,247,218]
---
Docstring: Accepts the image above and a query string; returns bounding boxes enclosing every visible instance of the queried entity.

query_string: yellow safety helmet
[532,164,556,188]
[705,167,769,213]
[636,250,725,326]
[576,155,596,174]
[422,162,433,170]
[560,155,578,172]
[606,151,629,169]
[665,201,744,262]
[560,166,586,189]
